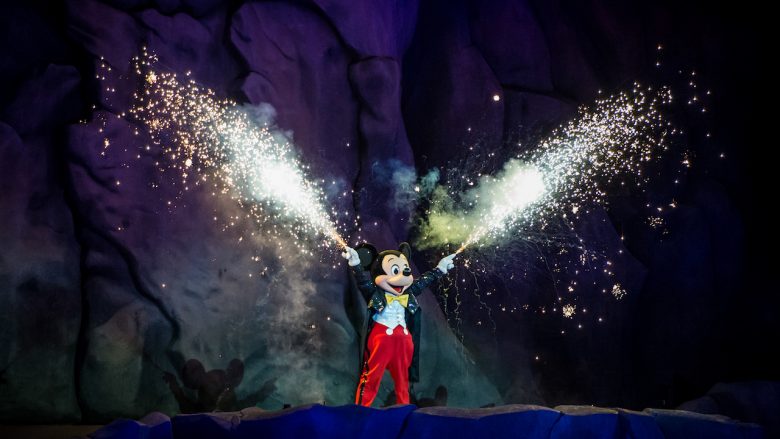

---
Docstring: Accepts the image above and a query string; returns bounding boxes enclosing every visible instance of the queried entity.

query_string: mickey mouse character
[343,242,456,406]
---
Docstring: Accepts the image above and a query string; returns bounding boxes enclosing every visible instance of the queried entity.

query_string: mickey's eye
[391,265,400,275]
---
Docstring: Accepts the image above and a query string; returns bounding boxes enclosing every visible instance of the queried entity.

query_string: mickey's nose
[403,267,412,276]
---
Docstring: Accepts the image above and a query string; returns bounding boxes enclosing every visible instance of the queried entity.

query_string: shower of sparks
[455,162,546,252]
[124,52,348,252]
[416,83,682,340]
[418,83,674,253]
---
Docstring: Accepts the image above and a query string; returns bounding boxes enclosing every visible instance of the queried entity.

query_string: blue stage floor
[87,403,763,439]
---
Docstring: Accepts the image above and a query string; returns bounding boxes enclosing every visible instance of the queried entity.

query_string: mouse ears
[354,243,378,270]
[398,242,412,260]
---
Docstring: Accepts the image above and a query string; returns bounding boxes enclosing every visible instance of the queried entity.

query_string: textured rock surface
[0,0,774,431]
[82,404,763,438]
[0,65,83,422]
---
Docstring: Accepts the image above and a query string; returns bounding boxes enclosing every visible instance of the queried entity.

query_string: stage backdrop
[0,0,771,424]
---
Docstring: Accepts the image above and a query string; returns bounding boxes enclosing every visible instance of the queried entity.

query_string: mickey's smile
[370,251,414,296]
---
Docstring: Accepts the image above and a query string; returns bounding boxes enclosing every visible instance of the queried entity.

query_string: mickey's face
[354,242,415,296]
[375,253,413,295]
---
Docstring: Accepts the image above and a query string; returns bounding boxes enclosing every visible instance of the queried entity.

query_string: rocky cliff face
[0,0,772,425]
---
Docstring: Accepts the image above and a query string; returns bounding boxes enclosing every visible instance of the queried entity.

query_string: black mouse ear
[398,242,412,260]
[355,243,378,270]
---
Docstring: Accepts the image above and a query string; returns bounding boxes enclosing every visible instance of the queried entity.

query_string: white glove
[436,253,457,274]
[342,246,361,267]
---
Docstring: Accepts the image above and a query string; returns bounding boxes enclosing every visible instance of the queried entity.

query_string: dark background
[1,0,776,424]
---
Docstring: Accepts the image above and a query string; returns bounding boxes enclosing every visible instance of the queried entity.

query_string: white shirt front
[373,299,408,335]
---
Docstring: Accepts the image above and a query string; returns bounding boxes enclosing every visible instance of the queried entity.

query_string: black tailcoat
[350,265,445,385]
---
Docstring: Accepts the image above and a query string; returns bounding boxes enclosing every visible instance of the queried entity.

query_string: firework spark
[127,53,348,252]
[418,84,674,253]
[611,283,627,300]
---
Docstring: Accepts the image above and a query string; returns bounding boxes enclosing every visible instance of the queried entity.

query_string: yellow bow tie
[385,293,409,308]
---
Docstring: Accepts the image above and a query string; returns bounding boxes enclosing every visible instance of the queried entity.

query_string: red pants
[355,322,414,406]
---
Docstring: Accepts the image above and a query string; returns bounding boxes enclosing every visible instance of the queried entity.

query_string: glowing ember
[611,283,627,300]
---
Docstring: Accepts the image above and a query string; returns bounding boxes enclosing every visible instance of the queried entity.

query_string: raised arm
[407,253,457,296]
[344,246,378,301]
[351,265,378,301]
